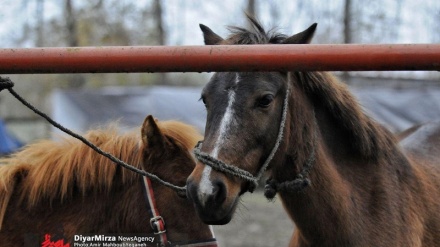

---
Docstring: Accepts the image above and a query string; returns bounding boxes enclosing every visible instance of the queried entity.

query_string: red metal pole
[0,44,439,73]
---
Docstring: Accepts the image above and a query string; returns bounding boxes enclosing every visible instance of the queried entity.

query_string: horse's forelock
[224,17,287,45]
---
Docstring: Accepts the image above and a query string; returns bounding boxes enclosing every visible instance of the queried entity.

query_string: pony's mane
[0,120,201,228]
[293,71,397,160]
[222,16,287,45]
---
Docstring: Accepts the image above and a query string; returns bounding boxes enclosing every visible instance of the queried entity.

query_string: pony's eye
[199,96,207,108]
[257,94,274,108]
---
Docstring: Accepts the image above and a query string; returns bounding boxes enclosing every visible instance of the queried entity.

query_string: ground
[212,191,294,247]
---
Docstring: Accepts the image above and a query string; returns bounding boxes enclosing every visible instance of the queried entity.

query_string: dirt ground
[212,191,294,247]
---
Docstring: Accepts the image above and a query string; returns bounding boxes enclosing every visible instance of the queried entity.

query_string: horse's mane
[224,16,397,160]
[0,120,201,228]
[293,71,396,160]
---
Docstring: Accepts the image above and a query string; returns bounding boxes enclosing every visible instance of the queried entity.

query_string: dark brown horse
[186,17,440,246]
[0,115,217,246]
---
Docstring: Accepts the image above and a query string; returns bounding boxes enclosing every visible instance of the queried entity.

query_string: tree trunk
[342,0,352,83]
[343,0,353,44]
[65,0,84,88]
[153,0,165,46]
[246,0,257,29]
[65,0,78,47]
[35,0,44,46]
[153,0,167,84]
[247,0,256,16]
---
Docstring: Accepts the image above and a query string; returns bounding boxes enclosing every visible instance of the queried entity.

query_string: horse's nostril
[212,179,227,204]
[186,177,227,208]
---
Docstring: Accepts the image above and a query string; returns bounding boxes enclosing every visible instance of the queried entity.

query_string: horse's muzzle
[186,177,234,225]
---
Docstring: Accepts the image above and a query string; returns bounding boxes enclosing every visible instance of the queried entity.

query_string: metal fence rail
[0,44,439,74]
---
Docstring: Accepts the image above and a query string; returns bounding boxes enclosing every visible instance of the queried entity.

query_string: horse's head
[141,116,199,190]
[141,116,215,242]
[186,18,317,224]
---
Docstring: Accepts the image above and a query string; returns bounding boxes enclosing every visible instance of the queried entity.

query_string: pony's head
[140,116,216,242]
[141,115,201,193]
[186,17,317,224]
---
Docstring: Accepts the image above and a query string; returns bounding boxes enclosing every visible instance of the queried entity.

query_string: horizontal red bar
[0,44,439,73]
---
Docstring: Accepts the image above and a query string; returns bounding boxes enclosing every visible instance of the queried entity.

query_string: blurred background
[0,1,439,246]
[0,0,439,144]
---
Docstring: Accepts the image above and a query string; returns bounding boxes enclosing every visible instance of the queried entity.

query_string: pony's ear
[141,115,166,149]
[199,24,224,45]
[283,23,317,44]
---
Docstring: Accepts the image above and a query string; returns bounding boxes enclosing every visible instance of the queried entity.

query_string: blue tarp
[0,119,22,155]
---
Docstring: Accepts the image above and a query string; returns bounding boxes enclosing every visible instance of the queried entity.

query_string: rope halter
[193,83,291,193]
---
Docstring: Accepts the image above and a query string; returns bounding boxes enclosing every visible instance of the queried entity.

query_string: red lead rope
[142,176,218,247]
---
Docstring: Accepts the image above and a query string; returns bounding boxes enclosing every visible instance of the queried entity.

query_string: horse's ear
[283,23,317,44]
[199,24,224,45]
[141,115,166,149]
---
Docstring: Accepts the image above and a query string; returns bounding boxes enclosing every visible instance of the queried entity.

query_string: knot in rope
[0,77,14,92]
[264,177,311,200]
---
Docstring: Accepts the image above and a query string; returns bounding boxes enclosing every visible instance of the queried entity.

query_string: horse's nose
[187,174,235,224]
[210,179,227,205]
[187,177,227,209]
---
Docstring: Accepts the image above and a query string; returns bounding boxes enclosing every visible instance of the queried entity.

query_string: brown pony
[0,115,216,246]
[186,17,440,246]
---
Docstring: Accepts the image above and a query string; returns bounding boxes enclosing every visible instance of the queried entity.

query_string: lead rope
[193,82,291,193]
[0,77,187,197]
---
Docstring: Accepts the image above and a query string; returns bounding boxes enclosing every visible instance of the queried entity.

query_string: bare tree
[153,0,167,84]
[342,0,353,82]
[65,0,78,46]
[35,0,44,46]
[247,0,256,15]
[246,0,257,28]
[343,0,352,44]
[153,0,165,46]
[65,0,84,88]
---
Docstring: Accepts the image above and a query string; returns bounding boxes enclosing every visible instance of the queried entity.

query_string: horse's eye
[200,96,207,108]
[257,94,274,108]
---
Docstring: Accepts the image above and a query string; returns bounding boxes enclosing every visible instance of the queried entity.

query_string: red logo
[41,234,70,247]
